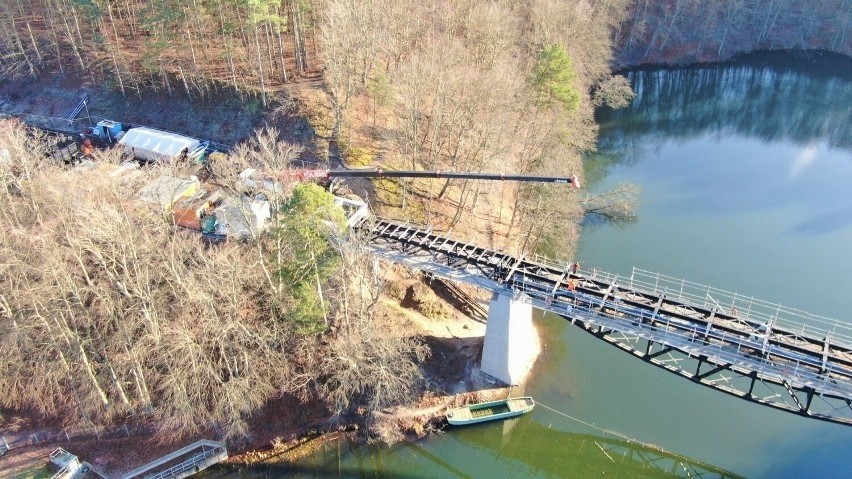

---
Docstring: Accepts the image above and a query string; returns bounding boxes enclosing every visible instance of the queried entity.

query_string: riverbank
[223,286,543,469]
[0,69,550,476]
[0,264,542,476]
[614,49,852,77]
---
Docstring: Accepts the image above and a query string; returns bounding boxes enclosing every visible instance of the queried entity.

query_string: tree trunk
[254,26,267,106]
[656,0,682,55]
[26,22,41,63]
[275,5,289,82]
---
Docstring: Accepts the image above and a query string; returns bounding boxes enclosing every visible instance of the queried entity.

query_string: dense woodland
[0,121,428,441]
[0,0,317,100]
[0,0,848,446]
[0,0,632,443]
[0,0,847,93]
[0,0,639,252]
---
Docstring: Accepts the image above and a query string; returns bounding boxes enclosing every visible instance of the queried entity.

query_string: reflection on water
[587,52,852,188]
[578,52,852,479]
[598,52,852,150]
[205,416,742,478]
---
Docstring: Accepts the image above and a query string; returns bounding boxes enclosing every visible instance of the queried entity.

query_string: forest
[0,121,430,443]
[0,0,846,95]
[0,0,848,455]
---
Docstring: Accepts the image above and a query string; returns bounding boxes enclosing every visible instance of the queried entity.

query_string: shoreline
[223,299,544,469]
[0,280,542,476]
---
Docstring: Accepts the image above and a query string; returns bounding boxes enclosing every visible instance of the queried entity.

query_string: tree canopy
[0,124,424,441]
[277,183,347,333]
[531,43,581,112]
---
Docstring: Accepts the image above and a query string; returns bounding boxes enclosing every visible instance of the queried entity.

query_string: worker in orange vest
[81,138,94,156]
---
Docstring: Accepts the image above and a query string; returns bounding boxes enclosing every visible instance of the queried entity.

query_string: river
[205,51,852,478]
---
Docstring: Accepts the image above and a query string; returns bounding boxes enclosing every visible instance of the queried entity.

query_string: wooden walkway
[361,217,852,426]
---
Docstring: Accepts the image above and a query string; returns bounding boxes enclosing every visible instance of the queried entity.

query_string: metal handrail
[510,277,852,396]
[145,449,221,479]
[365,217,852,418]
[627,267,851,341]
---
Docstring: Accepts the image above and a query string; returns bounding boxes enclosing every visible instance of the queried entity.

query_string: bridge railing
[528,253,572,272]
[580,267,852,345]
[510,275,852,397]
[365,217,852,419]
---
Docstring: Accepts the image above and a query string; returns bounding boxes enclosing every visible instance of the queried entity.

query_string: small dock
[48,448,109,479]
[119,439,227,479]
[2,440,223,479]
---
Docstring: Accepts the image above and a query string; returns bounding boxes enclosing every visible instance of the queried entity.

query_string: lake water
[206,52,852,478]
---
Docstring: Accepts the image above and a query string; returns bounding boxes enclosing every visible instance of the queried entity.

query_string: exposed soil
[224,277,523,468]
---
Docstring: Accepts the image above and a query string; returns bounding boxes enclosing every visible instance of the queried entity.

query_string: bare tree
[592,75,636,108]
[317,228,429,428]
[580,181,640,226]
[0,122,320,439]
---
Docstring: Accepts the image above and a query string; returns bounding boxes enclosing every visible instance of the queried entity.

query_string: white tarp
[119,127,200,163]
[213,196,271,240]
[137,174,200,209]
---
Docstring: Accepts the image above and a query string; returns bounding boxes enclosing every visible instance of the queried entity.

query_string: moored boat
[446,397,535,426]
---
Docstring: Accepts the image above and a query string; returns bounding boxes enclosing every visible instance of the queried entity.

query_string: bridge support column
[481,291,537,385]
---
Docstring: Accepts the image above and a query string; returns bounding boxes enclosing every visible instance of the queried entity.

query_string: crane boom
[279,168,581,189]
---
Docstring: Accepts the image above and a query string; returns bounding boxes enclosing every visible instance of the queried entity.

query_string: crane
[275,168,581,189]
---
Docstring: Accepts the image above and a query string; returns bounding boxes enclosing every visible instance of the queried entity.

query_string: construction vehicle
[285,168,580,188]
[240,167,581,192]
[82,119,131,147]
[82,120,209,163]
[14,98,217,165]
[205,167,581,241]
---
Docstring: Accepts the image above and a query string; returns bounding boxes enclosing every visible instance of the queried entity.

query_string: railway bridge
[354,215,852,427]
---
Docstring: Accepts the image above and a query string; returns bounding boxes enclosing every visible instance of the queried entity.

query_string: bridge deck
[360,217,852,426]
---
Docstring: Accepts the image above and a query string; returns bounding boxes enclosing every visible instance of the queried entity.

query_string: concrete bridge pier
[480,291,538,385]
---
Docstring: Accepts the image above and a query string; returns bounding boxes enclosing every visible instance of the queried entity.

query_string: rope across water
[535,400,666,452]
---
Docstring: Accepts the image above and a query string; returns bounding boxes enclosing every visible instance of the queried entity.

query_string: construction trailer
[118,127,208,163]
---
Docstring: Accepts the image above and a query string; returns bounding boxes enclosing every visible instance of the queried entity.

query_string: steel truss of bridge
[358,217,852,426]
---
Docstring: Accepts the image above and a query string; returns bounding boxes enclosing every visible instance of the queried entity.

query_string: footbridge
[356,216,852,427]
